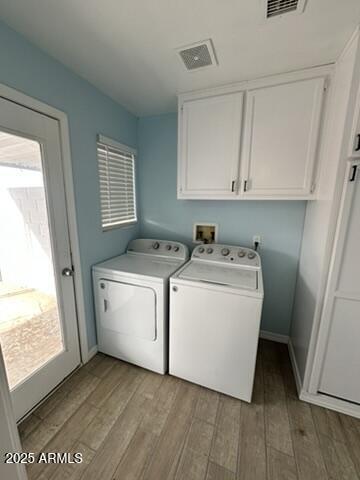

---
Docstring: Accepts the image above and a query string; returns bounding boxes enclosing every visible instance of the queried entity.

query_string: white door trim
[308,159,360,396]
[288,338,360,419]
[300,390,360,419]
[0,345,27,480]
[0,82,89,363]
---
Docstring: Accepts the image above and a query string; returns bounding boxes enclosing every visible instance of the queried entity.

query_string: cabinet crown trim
[178,64,333,102]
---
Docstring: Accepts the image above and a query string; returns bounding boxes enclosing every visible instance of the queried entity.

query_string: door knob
[62,267,74,277]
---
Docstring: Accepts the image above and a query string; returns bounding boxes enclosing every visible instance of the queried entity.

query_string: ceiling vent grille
[267,0,303,18]
[176,40,218,71]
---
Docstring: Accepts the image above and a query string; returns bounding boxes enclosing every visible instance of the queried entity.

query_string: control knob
[152,242,160,250]
[238,250,246,258]
[221,248,230,256]
[248,252,256,259]
[198,247,205,253]
[206,247,213,254]
[173,246,179,252]
[166,245,172,251]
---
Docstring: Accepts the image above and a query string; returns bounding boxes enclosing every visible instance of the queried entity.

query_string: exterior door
[0,96,80,420]
[318,161,360,404]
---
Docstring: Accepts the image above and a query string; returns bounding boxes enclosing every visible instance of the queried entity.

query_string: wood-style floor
[19,340,360,480]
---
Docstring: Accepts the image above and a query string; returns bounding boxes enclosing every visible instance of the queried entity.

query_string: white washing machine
[93,238,189,374]
[170,243,264,402]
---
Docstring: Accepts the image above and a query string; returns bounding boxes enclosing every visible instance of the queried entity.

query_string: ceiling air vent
[266,0,306,19]
[176,39,218,72]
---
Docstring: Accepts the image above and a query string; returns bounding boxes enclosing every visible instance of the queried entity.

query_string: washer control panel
[127,238,189,260]
[192,244,260,267]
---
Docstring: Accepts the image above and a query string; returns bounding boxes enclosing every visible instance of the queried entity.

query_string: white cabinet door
[241,78,325,197]
[319,163,360,404]
[178,92,244,198]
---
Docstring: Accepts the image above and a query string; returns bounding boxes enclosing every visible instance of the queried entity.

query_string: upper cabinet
[178,69,329,200]
[241,78,325,198]
[178,91,244,198]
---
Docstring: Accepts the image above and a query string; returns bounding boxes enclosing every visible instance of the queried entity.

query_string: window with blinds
[97,135,137,230]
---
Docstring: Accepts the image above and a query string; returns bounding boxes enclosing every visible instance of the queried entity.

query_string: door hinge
[349,164,358,182]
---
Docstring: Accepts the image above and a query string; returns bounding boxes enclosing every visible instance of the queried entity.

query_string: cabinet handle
[350,165,358,182]
[244,180,248,192]
[231,180,236,192]
[355,134,360,152]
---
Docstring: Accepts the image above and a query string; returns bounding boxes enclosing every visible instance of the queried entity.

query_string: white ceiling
[0,0,359,116]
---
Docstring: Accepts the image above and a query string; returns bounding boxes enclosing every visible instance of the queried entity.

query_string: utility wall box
[193,223,218,244]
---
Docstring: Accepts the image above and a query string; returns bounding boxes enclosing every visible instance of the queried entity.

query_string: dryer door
[98,279,156,341]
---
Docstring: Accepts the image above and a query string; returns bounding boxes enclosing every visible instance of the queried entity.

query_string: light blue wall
[138,114,306,336]
[0,21,139,348]
[0,19,307,343]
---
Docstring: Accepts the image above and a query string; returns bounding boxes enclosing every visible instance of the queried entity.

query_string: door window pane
[0,131,64,389]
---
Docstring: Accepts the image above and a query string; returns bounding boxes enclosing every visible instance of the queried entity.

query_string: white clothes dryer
[169,243,264,402]
[93,238,189,374]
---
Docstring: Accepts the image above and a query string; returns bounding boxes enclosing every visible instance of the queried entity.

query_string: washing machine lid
[94,253,185,280]
[178,261,258,290]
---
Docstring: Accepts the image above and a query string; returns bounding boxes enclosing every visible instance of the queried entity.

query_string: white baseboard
[288,339,302,396]
[300,390,360,419]
[259,330,289,344]
[286,339,360,418]
[85,345,98,363]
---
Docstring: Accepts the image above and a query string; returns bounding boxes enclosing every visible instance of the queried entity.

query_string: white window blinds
[97,135,137,230]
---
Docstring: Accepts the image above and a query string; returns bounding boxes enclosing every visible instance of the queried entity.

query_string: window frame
[97,134,137,231]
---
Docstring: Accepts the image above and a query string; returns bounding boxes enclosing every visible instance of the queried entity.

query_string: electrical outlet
[253,235,261,248]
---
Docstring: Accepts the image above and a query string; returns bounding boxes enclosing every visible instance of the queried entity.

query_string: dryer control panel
[192,244,260,268]
[127,238,189,260]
